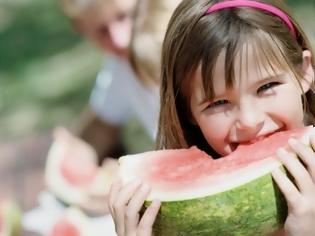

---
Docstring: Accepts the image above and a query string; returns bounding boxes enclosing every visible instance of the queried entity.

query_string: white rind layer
[119,126,315,201]
[120,156,282,201]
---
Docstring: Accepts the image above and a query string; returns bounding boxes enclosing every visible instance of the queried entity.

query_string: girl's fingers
[271,168,300,208]
[108,178,123,215]
[288,138,315,182]
[277,148,314,193]
[125,184,151,234]
[112,180,142,236]
[137,200,161,236]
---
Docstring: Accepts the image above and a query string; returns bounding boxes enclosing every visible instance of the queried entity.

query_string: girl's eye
[206,99,230,109]
[257,82,281,94]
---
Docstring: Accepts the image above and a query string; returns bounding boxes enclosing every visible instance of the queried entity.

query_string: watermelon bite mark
[139,127,311,191]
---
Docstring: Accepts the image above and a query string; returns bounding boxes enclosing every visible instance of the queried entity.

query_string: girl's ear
[301,50,315,93]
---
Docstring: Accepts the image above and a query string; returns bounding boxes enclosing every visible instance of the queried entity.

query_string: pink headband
[205,0,296,37]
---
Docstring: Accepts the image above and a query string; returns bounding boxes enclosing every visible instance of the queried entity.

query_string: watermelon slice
[118,126,315,235]
[0,200,21,236]
[48,207,112,236]
[49,219,81,236]
[49,208,86,236]
[45,128,116,207]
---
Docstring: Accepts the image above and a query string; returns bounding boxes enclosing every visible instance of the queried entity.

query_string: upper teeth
[248,136,265,144]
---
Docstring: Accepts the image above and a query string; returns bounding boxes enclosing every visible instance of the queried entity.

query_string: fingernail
[288,138,298,147]
[271,168,282,178]
[151,200,161,208]
[272,168,280,175]
[141,183,150,191]
[276,148,287,157]
[133,179,142,186]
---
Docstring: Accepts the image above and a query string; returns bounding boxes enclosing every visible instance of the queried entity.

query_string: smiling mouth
[231,127,287,149]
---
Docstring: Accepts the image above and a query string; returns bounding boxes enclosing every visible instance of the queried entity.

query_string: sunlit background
[0,0,314,235]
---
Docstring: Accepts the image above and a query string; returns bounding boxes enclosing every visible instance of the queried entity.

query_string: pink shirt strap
[205,0,296,37]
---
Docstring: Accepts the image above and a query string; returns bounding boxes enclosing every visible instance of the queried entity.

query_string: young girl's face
[189,44,313,156]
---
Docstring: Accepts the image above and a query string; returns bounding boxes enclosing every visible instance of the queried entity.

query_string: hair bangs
[199,12,242,101]
[200,22,252,100]
[200,28,305,102]
[253,30,304,83]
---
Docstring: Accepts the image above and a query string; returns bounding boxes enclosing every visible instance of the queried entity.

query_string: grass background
[0,0,314,149]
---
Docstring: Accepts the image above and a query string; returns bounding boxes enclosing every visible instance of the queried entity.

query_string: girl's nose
[235,99,264,130]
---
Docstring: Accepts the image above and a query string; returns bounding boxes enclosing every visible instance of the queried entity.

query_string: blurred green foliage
[0,1,79,72]
[0,0,102,137]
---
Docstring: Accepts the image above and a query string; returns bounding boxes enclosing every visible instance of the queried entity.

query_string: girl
[109,0,315,235]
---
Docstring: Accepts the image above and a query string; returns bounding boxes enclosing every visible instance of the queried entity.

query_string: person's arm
[72,106,127,164]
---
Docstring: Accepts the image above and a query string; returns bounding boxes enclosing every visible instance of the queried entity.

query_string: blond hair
[59,0,114,18]
[129,0,182,85]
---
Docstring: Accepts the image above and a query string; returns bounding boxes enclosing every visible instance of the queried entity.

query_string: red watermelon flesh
[60,155,98,186]
[119,126,314,199]
[49,218,81,236]
[212,126,310,173]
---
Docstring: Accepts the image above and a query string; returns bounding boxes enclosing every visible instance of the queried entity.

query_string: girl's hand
[108,179,161,236]
[272,136,315,236]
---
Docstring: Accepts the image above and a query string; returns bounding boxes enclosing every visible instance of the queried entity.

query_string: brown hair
[129,0,181,86]
[157,0,315,155]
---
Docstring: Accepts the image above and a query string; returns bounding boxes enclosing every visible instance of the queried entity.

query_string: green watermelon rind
[143,169,287,236]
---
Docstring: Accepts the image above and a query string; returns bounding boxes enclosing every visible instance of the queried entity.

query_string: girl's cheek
[203,116,233,140]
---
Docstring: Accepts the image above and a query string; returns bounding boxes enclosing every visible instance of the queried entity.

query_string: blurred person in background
[57,0,142,164]
[45,0,163,215]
